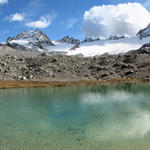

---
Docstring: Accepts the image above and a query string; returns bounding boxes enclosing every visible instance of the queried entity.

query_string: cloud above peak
[0,0,8,5]
[25,15,53,28]
[83,3,150,38]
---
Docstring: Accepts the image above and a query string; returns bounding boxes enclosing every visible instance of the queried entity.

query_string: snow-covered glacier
[48,36,150,57]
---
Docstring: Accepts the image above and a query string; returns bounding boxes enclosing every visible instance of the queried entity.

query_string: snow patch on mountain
[48,41,74,51]
[9,39,29,45]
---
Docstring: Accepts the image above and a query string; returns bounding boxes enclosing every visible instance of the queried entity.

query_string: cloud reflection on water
[80,90,150,140]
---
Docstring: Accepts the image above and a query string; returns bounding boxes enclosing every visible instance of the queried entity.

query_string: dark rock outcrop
[69,44,80,50]
[108,35,125,40]
[128,43,150,54]
[82,38,100,43]
[6,42,32,51]
[57,36,80,45]
[137,23,150,39]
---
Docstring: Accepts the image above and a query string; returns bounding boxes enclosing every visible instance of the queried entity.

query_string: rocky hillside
[0,44,150,81]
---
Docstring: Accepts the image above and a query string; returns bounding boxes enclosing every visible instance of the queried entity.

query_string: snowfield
[9,40,29,46]
[50,36,150,57]
[48,41,74,51]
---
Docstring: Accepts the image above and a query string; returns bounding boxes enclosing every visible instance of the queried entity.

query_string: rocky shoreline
[0,79,147,89]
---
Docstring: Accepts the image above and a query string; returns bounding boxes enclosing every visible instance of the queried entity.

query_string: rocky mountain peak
[137,23,150,39]
[6,29,54,51]
[7,29,53,44]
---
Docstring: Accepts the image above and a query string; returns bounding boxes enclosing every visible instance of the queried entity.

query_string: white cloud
[25,15,52,28]
[0,0,8,5]
[4,13,24,22]
[11,13,24,21]
[66,18,78,29]
[83,3,150,38]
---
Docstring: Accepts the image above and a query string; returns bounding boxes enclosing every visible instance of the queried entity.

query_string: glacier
[48,36,150,57]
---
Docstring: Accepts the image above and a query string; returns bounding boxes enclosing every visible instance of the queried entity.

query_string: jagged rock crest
[7,29,54,51]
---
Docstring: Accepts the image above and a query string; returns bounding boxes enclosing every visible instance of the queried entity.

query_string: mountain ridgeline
[2,23,150,55]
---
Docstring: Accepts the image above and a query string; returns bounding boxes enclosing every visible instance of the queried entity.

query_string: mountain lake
[0,83,150,150]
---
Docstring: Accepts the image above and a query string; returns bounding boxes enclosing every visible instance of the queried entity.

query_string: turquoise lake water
[0,83,150,150]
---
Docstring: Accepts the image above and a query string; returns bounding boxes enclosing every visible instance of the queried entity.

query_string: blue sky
[0,0,150,41]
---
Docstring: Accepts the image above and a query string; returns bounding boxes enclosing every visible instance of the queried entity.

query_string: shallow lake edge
[0,78,149,89]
